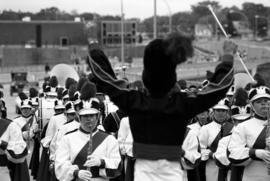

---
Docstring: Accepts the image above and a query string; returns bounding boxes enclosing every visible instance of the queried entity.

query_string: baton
[207,5,255,82]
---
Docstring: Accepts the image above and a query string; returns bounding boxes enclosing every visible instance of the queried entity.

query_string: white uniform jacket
[13,115,38,140]
[117,117,133,157]
[55,129,121,181]
[181,128,201,170]
[50,120,80,161]
[0,119,28,164]
[41,113,67,148]
[228,117,270,181]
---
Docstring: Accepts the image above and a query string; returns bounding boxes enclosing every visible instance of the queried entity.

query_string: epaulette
[64,128,78,136]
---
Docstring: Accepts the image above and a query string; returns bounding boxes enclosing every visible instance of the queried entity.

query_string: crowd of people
[0,32,270,181]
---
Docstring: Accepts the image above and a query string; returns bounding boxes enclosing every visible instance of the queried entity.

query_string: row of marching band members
[178,83,270,181]
[113,83,270,181]
[35,76,122,181]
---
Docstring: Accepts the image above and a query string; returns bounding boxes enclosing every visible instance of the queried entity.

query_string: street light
[154,0,157,39]
[162,0,172,33]
[120,0,124,64]
[255,15,259,39]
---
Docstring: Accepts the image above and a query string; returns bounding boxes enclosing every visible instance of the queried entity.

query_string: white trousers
[242,161,270,181]
[134,159,184,181]
[0,167,11,181]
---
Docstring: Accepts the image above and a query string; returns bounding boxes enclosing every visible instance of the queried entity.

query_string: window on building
[60,37,69,46]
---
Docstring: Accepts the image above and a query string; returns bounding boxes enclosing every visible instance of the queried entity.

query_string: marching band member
[118,116,134,181]
[87,33,236,181]
[181,127,201,181]
[184,110,210,181]
[228,86,270,181]
[37,79,66,181]
[55,82,122,181]
[28,87,42,180]
[49,101,79,165]
[199,98,234,181]
[228,88,251,181]
[12,94,34,181]
[0,99,28,181]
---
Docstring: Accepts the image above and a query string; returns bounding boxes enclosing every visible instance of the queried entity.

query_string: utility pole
[121,0,125,64]
[153,0,157,39]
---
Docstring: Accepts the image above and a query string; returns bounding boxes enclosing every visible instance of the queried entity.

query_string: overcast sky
[1,0,270,19]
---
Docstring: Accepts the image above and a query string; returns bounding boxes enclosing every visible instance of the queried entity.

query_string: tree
[191,0,221,21]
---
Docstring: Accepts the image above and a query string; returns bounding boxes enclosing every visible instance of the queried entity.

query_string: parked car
[10,72,39,96]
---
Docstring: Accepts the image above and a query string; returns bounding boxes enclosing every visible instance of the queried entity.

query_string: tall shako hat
[62,88,69,100]
[78,82,99,116]
[29,87,39,106]
[19,92,32,109]
[142,33,193,98]
[248,86,270,102]
[213,98,230,110]
[65,101,76,114]
[54,99,65,110]
[73,91,81,106]
[231,88,251,120]
[73,77,89,106]
[46,76,58,97]
[65,77,77,101]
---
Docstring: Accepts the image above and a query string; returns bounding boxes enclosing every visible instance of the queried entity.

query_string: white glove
[201,149,211,161]
[84,155,102,167]
[22,131,31,140]
[255,149,270,163]
[78,170,92,181]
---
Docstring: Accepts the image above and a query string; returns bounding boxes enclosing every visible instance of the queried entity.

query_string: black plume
[65,77,77,90]
[18,92,28,100]
[57,87,64,100]
[29,87,38,98]
[80,82,97,101]
[234,88,248,107]
[77,77,89,91]
[68,84,77,101]
[49,76,58,88]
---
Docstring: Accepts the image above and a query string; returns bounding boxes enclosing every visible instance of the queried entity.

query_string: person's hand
[84,156,102,167]
[255,149,270,163]
[266,137,270,147]
[223,40,238,56]
[201,149,211,161]
[78,170,92,181]
[22,131,31,140]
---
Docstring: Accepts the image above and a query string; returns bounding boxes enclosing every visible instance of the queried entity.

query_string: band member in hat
[228,86,270,181]
[12,95,34,181]
[87,33,236,181]
[199,98,233,181]
[49,101,79,166]
[55,82,121,181]
[37,98,66,181]
[226,88,251,181]
[0,99,28,181]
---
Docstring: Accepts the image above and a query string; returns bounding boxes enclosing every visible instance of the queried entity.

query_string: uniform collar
[79,126,98,135]
[254,114,267,121]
